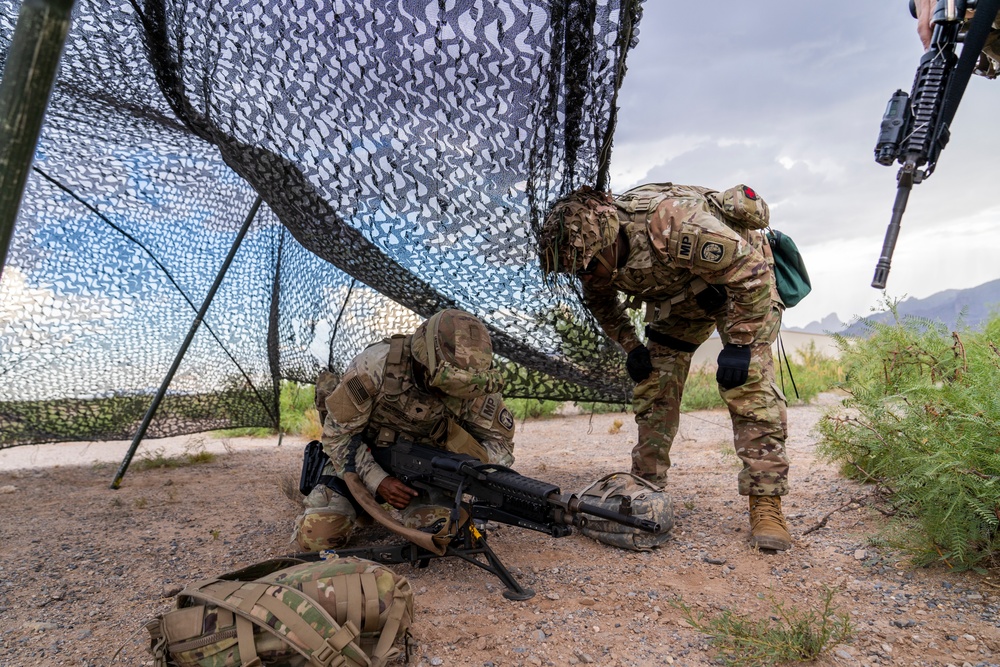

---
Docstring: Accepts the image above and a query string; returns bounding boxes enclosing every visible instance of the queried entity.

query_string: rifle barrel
[872,173,914,289]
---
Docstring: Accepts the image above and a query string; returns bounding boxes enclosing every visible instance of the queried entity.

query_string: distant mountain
[789,278,1000,337]
[787,313,847,335]
[788,280,1000,336]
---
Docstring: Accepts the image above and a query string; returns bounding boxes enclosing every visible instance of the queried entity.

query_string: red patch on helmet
[742,186,758,200]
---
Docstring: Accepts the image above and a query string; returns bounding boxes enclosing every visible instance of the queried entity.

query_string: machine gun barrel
[384,439,660,535]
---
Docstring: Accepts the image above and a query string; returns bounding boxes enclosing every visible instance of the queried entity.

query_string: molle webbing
[175,575,367,667]
[382,335,409,396]
[623,277,709,323]
[614,191,668,217]
[368,335,410,445]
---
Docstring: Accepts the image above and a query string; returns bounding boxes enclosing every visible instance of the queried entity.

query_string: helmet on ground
[410,309,504,399]
[537,186,619,277]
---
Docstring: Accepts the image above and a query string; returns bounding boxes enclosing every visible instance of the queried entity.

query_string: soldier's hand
[626,344,654,382]
[915,0,934,50]
[376,477,420,509]
[716,343,751,389]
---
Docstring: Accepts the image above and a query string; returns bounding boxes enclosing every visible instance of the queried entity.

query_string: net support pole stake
[0,0,75,281]
[110,196,264,489]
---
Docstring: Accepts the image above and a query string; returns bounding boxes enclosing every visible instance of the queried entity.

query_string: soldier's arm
[458,393,516,466]
[654,199,772,345]
[689,224,771,345]
[581,282,643,352]
[322,357,390,496]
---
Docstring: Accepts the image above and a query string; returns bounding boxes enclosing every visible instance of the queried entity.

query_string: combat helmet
[537,186,620,277]
[410,309,504,399]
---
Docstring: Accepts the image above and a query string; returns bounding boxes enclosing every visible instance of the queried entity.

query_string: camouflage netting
[0,0,644,447]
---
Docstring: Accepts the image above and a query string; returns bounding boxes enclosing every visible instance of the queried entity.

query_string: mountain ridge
[787,278,1000,335]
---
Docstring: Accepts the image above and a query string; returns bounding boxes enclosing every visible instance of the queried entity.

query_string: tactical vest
[362,335,444,447]
[612,183,776,321]
[364,336,489,462]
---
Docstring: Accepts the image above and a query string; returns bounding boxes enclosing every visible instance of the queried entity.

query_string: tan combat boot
[748,495,792,551]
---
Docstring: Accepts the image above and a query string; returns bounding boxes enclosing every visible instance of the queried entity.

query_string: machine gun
[296,438,661,600]
[872,0,1000,289]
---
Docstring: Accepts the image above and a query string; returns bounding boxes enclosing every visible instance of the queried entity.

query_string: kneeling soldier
[293,308,516,551]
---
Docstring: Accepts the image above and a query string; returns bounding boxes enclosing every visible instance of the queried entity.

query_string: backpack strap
[179,578,370,667]
[370,577,412,666]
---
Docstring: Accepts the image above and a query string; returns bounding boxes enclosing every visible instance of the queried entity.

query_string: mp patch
[480,395,499,422]
[677,232,697,262]
[498,408,515,431]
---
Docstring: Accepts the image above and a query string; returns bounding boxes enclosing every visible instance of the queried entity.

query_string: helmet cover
[538,186,620,276]
[410,309,504,399]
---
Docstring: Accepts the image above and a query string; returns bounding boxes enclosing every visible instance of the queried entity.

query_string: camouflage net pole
[0,0,75,279]
[110,195,266,489]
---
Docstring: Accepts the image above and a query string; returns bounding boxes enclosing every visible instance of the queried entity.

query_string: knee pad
[292,484,357,552]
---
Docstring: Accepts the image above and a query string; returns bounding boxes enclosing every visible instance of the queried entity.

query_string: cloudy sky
[608,1,1000,329]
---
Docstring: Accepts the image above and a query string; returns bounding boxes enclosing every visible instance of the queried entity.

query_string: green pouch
[767,230,811,307]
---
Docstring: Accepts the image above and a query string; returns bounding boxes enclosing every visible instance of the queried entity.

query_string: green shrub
[134,446,217,470]
[818,309,1000,570]
[506,398,562,420]
[573,401,629,414]
[681,364,724,411]
[672,588,852,667]
[215,381,319,438]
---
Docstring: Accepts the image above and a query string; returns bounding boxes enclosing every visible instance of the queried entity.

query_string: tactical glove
[716,343,751,389]
[626,345,654,383]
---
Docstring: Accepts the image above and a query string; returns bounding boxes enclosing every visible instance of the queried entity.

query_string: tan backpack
[146,557,413,667]
[577,473,675,551]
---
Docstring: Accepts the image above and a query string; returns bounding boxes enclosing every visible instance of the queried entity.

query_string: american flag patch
[346,376,370,405]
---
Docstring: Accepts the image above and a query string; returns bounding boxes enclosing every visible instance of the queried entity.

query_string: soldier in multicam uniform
[537,183,792,551]
[292,308,516,552]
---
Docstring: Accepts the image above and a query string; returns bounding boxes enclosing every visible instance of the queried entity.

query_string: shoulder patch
[326,371,374,423]
[677,231,697,262]
[480,395,499,422]
[498,408,514,431]
[693,235,736,268]
[345,376,370,405]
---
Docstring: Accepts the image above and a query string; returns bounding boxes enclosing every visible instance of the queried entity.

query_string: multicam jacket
[583,183,776,352]
[321,337,516,495]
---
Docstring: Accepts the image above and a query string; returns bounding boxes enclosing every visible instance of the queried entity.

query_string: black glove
[626,345,654,383]
[716,344,751,389]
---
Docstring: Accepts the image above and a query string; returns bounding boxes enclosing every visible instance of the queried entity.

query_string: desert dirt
[1,395,998,667]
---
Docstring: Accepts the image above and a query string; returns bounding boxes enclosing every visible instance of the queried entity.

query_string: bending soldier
[537,183,792,551]
[292,308,516,552]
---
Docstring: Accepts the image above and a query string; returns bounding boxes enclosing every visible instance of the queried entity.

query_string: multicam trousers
[292,481,452,552]
[631,305,789,497]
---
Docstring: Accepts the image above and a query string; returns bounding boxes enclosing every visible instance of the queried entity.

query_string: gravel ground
[1,396,998,667]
